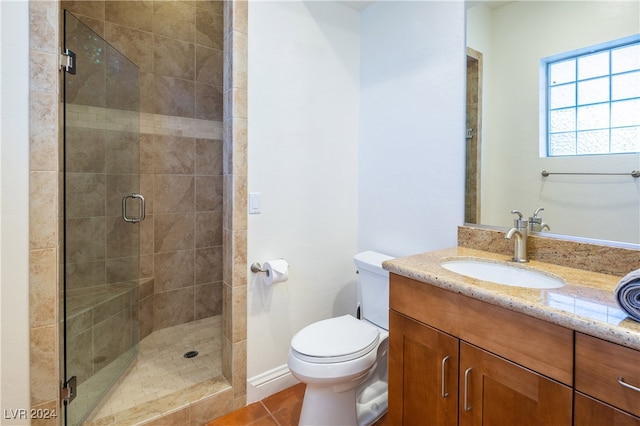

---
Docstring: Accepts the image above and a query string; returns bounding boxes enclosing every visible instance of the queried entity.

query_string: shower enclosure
[58,1,246,421]
[62,11,143,424]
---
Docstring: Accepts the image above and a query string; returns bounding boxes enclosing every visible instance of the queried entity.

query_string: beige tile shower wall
[223,0,248,410]
[61,1,224,120]
[29,0,61,422]
[62,0,225,336]
[140,123,224,334]
[65,104,141,292]
[66,105,139,131]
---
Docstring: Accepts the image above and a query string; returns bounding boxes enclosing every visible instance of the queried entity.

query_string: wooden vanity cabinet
[389,273,574,426]
[574,333,640,425]
[389,310,573,426]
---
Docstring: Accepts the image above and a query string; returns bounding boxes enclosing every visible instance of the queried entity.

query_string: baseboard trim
[246,364,300,403]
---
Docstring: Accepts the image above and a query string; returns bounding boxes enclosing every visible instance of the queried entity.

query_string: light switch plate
[249,192,261,214]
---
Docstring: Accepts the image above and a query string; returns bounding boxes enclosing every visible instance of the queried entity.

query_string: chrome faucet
[505,210,529,263]
[529,207,550,232]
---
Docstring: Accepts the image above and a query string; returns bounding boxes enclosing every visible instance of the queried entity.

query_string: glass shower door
[63,11,142,425]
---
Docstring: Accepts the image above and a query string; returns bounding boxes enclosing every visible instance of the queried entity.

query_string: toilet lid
[291,315,380,363]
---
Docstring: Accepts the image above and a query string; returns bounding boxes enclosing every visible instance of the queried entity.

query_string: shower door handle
[122,193,145,223]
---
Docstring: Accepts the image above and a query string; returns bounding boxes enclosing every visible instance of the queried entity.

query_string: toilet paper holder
[251,259,289,285]
[250,262,268,275]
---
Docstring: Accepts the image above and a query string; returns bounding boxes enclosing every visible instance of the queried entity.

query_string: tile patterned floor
[90,315,222,421]
[206,383,389,426]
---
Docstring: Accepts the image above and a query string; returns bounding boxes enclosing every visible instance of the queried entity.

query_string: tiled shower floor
[88,315,223,424]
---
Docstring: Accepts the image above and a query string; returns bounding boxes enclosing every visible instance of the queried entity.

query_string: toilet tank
[354,251,394,330]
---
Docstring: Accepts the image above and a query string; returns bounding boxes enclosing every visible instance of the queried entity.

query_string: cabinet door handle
[618,377,640,393]
[441,356,450,398]
[464,367,472,411]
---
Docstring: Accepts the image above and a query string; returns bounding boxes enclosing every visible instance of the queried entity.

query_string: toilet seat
[291,315,380,364]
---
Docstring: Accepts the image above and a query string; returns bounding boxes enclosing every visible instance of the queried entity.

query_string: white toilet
[287,251,393,426]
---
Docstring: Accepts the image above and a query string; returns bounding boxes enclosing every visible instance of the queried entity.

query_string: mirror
[465,1,640,245]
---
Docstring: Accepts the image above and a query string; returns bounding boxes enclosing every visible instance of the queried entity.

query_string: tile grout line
[259,400,281,426]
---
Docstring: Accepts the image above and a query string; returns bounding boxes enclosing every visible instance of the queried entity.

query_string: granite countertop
[383,247,640,351]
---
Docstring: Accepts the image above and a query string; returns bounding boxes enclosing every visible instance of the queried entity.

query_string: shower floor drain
[183,350,199,359]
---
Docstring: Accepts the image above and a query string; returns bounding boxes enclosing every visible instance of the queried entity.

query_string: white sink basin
[440,258,565,289]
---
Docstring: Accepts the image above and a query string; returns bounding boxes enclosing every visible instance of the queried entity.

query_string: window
[544,36,640,156]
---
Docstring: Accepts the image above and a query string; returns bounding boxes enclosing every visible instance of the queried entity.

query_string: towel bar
[541,170,640,178]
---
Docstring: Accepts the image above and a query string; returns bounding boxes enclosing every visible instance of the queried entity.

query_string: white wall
[358,1,466,256]
[247,0,361,401]
[468,1,640,243]
[247,0,466,401]
[0,0,32,421]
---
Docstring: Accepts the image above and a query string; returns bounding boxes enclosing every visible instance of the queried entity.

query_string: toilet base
[299,385,358,426]
[298,379,388,426]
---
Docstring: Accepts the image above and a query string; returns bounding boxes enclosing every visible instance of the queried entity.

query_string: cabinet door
[458,342,572,426]
[574,392,640,426]
[389,310,459,426]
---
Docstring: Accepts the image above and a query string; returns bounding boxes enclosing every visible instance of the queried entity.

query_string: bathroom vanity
[384,247,640,426]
